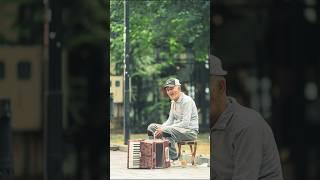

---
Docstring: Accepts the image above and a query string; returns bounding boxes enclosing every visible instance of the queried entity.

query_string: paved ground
[110,150,210,179]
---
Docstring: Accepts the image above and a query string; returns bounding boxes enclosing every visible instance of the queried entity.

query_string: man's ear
[218,79,226,93]
[160,88,168,98]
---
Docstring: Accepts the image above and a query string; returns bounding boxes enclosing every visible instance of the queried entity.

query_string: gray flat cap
[209,55,228,76]
[163,78,181,88]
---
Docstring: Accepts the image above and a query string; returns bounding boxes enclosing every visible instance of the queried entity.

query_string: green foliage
[1,0,106,46]
[110,0,209,76]
[63,0,107,48]
[110,0,209,131]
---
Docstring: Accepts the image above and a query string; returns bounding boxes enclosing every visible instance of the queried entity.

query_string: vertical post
[209,0,214,173]
[44,0,63,178]
[110,94,113,120]
[187,50,194,99]
[0,98,13,176]
[209,0,214,56]
[123,0,130,145]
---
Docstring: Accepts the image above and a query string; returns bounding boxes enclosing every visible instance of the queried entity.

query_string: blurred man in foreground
[209,55,283,180]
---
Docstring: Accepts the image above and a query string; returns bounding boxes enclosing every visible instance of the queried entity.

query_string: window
[17,61,31,80]
[115,80,120,87]
[0,62,4,79]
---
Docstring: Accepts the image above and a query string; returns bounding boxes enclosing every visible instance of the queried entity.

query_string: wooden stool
[177,140,197,165]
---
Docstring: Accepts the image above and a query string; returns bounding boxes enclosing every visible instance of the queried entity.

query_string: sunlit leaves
[110,0,209,76]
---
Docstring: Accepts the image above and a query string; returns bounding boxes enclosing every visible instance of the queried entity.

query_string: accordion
[127,139,170,169]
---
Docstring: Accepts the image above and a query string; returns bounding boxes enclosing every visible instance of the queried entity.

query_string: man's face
[165,86,181,101]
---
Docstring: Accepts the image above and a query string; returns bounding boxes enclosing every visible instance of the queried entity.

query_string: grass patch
[110,132,210,155]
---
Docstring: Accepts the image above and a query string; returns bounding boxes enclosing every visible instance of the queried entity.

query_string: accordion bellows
[127,139,170,169]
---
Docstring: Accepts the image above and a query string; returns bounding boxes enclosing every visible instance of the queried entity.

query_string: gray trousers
[147,123,198,160]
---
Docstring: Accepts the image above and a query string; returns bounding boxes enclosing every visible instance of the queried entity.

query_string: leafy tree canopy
[110,0,209,77]
[110,0,210,131]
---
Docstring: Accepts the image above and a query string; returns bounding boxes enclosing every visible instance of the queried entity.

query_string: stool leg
[192,142,197,165]
[178,143,182,159]
[189,144,193,165]
[189,144,193,153]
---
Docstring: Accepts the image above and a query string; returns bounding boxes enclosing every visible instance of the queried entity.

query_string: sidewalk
[110,150,210,179]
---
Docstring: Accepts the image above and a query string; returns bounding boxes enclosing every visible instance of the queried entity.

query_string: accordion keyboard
[128,141,141,168]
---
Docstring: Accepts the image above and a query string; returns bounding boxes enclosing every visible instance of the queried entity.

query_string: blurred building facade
[110,75,123,130]
[0,3,43,178]
[0,46,68,178]
[0,2,68,179]
[0,46,42,131]
[0,45,45,177]
[1,1,107,180]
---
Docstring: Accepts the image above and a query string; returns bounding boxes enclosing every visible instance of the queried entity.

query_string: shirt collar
[211,97,236,130]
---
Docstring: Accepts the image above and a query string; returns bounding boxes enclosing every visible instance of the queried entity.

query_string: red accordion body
[127,139,170,169]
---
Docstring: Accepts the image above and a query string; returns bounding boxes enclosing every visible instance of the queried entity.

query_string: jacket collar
[211,97,236,130]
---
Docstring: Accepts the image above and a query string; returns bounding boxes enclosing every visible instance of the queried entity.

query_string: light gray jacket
[162,92,199,132]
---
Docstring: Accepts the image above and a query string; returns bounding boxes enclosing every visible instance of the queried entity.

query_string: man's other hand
[154,128,163,138]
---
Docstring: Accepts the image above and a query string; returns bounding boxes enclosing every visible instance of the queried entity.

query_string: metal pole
[123,0,130,145]
[44,0,63,178]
